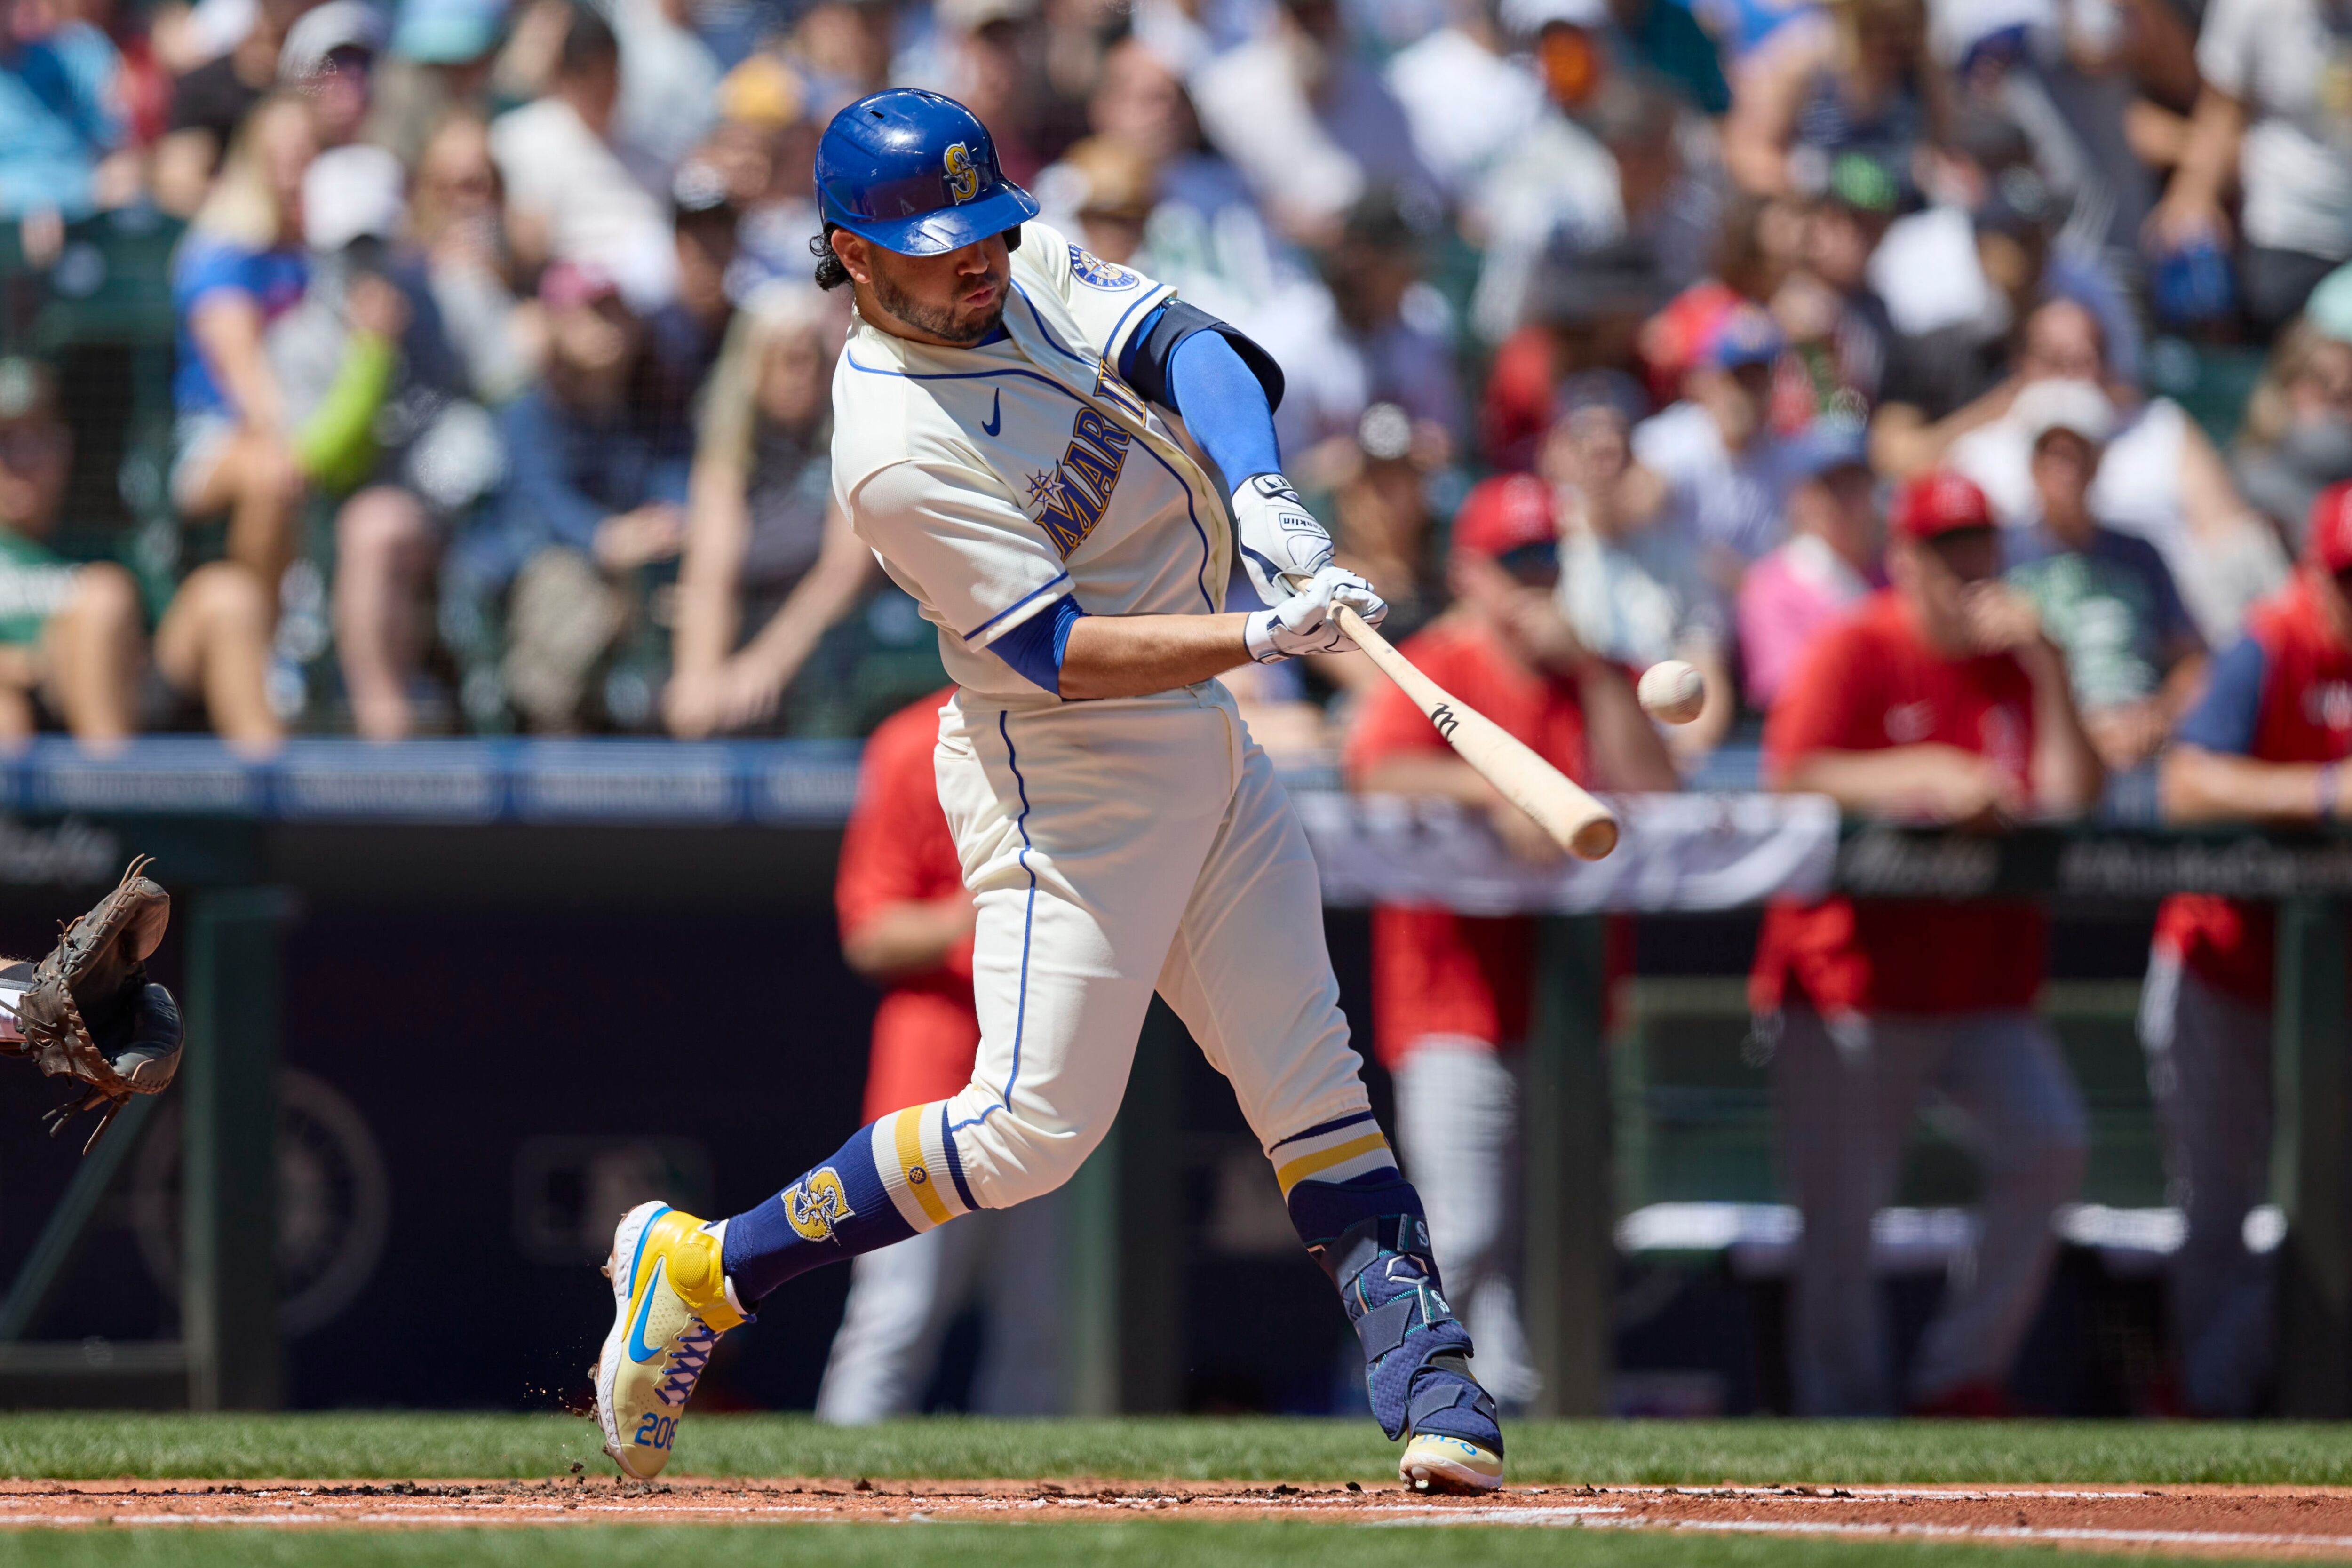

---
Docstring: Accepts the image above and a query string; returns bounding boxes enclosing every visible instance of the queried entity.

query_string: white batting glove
[1243,565,1388,662]
[1231,472,1336,605]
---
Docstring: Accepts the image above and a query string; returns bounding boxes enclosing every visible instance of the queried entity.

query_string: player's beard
[870,263,1005,346]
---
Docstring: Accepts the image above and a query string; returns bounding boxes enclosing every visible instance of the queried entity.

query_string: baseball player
[1754,471,2103,1416]
[817,686,1061,1422]
[2141,480,2352,1415]
[593,89,1505,1493]
[1344,474,1677,1408]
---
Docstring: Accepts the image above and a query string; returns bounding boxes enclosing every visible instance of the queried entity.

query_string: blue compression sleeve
[1165,329,1283,486]
[990,592,1086,694]
[1118,301,1286,486]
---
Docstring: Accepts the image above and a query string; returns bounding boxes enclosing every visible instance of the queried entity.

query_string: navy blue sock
[722,1121,922,1305]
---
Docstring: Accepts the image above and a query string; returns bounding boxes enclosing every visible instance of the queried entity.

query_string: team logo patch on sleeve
[784,1168,857,1241]
[1068,245,1139,289]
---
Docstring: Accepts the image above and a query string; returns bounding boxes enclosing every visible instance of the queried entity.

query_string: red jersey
[1751,589,2046,1016]
[835,688,980,1122]
[1343,617,1596,1067]
[2154,575,2352,1008]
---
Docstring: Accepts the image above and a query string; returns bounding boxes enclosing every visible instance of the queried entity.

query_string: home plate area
[12,1477,2352,1555]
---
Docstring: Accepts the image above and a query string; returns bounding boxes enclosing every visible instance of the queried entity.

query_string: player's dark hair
[812,226,850,290]
[811,221,1024,291]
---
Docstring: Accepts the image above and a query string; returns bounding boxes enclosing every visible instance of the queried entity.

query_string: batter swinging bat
[1334,604,1620,861]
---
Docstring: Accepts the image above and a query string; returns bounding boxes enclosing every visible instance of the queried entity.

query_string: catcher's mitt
[2,856,181,1154]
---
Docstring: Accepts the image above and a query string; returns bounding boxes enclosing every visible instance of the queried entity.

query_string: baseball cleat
[593,1201,746,1479]
[1399,1432,1504,1494]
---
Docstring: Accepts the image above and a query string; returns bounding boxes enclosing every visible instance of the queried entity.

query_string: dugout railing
[0,739,2343,1416]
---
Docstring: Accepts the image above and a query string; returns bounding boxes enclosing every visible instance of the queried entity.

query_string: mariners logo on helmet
[943,143,981,204]
[784,1168,857,1241]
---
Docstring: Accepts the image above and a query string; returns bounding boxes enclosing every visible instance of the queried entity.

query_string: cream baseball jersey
[831,220,1235,705]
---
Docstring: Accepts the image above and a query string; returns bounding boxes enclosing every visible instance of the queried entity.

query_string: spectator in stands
[1722,0,1950,199]
[2232,317,2352,550]
[0,358,279,747]
[1330,402,1444,642]
[1324,192,1463,453]
[1544,373,1733,765]
[666,283,871,739]
[818,687,1063,1422]
[2152,0,2352,335]
[366,0,506,168]
[277,0,382,150]
[489,4,676,311]
[1188,0,1435,246]
[408,110,538,405]
[0,0,138,226]
[1384,0,1548,207]
[154,0,304,215]
[1736,418,1879,710]
[612,0,719,180]
[1630,303,1805,589]
[1754,470,2100,1416]
[459,260,688,732]
[1346,448,1676,1409]
[703,54,821,301]
[169,90,317,598]
[1889,297,2289,649]
[269,143,498,741]
[645,166,739,435]
[780,0,891,105]
[2000,381,2206,775]
[2144,479,2352,1416]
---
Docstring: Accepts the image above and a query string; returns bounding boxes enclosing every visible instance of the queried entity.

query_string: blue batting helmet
[815,89,1039,256]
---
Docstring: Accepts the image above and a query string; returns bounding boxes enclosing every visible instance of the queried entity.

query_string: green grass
[0,1526,2290,1568]
[3,1414,2352,1486]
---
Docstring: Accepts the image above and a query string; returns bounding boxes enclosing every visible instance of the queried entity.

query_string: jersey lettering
[1025,406,1133,557]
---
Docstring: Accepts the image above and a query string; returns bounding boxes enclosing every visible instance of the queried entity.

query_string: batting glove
[1244,565,1389,662]
[1232,472,1335,605]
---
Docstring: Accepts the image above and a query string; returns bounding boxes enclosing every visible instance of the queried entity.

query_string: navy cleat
[1320,1211,1504,1494]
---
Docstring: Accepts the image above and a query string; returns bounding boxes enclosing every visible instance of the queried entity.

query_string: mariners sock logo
[784,1167,856,1241]
[1026,407,1132,557]
[943,143,980,204]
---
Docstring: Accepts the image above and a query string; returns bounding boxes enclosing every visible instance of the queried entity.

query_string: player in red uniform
[2142,479,2352,1415]
[1754,471,2103,1416]
[816,688,1061,1422]
[1344,473,1677,1404]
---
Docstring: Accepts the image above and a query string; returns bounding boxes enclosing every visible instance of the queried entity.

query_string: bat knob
[1570,815,1619,861]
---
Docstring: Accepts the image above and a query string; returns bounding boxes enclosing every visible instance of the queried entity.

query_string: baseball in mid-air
[1638,660,1706,724]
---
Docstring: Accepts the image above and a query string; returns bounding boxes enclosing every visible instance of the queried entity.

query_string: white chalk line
[1370,1507,2352,1552]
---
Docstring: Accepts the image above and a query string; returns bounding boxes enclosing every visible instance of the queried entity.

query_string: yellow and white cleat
[593,1201,746,1479]
[1399,1433,1505,1495]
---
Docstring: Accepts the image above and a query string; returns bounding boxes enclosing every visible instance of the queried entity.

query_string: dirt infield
[12,1477,2352,1555]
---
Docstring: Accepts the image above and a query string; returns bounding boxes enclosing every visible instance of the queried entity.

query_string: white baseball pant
[2138,945,2276,1416]
[922,684,1380,1215]
[1770,1006,2087,1415]
[816,1192,1065,1423]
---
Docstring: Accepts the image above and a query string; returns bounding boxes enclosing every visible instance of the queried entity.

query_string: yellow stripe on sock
[894,1107,953,1227]
[1274,1131,1392,1197]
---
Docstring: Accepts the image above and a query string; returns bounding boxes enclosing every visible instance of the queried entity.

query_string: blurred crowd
[2,0,2350,755]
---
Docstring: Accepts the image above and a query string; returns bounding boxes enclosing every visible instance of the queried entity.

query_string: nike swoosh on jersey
[627,1257,668,1363]
[982,389,1002,437]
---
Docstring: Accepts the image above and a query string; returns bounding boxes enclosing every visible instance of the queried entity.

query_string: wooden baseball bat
[1334,604,1620,861]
